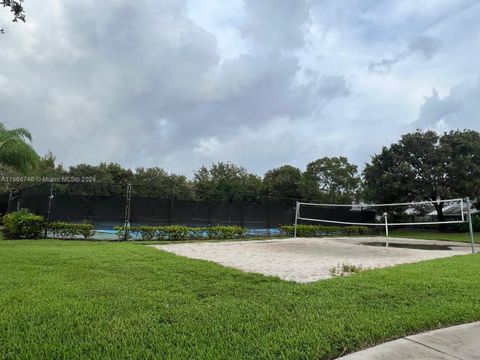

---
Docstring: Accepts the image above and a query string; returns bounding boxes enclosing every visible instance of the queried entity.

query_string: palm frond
[0,122,39,173]
[8,127,33,142]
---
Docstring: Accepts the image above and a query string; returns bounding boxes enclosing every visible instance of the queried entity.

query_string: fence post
[168,197,174,225]
[266,193,271,237]
[227,198,231,225]
[6,190,12,213]
[207,200,211,226]
[16,188,21,210]
[466,197,476,254]
[168,185,175,226]
[123,183,132,240]
[44,182,54,238]
[241,195,245,230]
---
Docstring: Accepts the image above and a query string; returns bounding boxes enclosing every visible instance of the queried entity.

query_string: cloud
[241,0,309,50]
[408,35,443,60]
[369,35,442,73]
[315,76,350,99]
[0,0,479,177]
[416,78,480,131]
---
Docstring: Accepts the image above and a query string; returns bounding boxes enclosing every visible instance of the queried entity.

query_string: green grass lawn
[1,240,480,359]
[389,229,475,243]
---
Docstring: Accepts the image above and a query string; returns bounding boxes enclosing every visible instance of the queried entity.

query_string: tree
[263,165,302,200]
[1,0,25,23]
[64,162,134,195]
[0,122,39,172]
[440,130,480,205]
[363,130,480,220]
[98,162,134,195]
[193,162,262,201]
[302,156,360,203]
[133,167,193,199]
[36,151,66,177]
[66,163,110,195]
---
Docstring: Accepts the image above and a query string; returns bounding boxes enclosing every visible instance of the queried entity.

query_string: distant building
[427,202,478,219]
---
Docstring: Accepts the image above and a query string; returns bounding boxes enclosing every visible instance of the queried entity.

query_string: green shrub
[48,222,96,239]
[130,226,158,241]
[280,224,369,237]
[162,225,189,240]
[111,225,246,241]
[49,222,76,239]
[189,227,207,240]
[3,209,45,239]
[207,225,244,239]
[77,223,96,239]
[447,215,480,232]
[344,226,369,235]
[114,226,131,241]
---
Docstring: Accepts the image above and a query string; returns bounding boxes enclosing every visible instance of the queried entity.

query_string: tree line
[0,151,361,203]
[1,122,479,220]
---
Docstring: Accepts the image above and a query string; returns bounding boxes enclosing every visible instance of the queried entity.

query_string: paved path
[338,322,480,359]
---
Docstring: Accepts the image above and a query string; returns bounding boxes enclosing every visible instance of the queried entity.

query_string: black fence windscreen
[0,184,375,238]
[299,204,376,224]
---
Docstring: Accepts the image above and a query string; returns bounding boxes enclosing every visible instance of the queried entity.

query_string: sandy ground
[152,237,473,282]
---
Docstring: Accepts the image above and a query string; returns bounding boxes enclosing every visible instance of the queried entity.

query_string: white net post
[466,197,476,254]
[383,212,389,247]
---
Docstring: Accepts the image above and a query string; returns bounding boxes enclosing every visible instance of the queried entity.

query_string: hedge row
[113,225,245,241]
[49,222,95,239]
[3,209,369,240]
[114,224,370,241]
[2,209,96,239]
[280,224,369,237]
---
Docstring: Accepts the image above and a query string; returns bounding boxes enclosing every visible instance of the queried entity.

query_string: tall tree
[1,0,25,23]
[133,167,193,199]
[98,163,134,195]
[263,165,302,200]
[0,122,39,172]
[193,162,262,201]
[66,163,110,195]
[36,151,66,178]
[441,130,480,205]
[302,156,360,203]
[363,130,480,220]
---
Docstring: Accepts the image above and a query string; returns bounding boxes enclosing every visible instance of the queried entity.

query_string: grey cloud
[0,0,327,174]
[0,0,221,164]
[315,76,350,99]
[416,79,480,130]
[369,35,442,73]
[368,56,407,74]
[1,0,477,178]
[408,35,442,60]
[241,0,310,49]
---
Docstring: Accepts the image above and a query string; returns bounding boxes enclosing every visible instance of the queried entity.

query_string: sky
[1,0,479,178]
